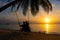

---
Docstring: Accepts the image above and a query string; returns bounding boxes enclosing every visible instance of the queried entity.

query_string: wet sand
[0,30,60,40]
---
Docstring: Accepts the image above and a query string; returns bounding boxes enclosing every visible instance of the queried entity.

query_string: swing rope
[15,11,20,27]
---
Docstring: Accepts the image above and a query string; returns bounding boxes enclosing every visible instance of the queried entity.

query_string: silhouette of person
[25,21,31,32]
[20,21,31,32]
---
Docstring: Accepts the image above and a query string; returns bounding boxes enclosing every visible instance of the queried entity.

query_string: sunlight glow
[46,24,49,33]
[45,18,50,23]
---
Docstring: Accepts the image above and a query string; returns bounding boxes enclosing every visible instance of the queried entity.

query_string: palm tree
[0,0,52,32]
[0,0,52,16]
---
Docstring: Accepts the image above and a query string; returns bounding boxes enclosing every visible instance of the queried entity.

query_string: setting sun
[45,18,50,23]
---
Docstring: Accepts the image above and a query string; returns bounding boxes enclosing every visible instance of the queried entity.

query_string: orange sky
[0,0,60,24]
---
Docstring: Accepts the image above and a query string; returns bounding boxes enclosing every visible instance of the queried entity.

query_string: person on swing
[20,21,31,32]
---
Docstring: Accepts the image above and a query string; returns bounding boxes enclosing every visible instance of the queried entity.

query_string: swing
[15,11,31,32]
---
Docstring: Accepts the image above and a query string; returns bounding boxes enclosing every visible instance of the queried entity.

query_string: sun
[45,18,50,23]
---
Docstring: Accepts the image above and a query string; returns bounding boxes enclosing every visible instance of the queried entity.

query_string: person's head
[23,22,25,24]
[26,21,28,23]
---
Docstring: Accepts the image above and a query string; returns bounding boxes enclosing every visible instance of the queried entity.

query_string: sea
[0,23,60,34]
[30,24,60,34]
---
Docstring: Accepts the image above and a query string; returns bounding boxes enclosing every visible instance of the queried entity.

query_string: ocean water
[0,24,20,30]
[0,24,60,34]
[30,24,60,34]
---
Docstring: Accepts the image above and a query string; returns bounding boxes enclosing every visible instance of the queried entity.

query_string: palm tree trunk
[0,1,17,12]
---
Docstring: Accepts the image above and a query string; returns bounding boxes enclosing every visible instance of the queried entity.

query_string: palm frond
[0,1,16,12]
[0,0,52,16]
[40,0,52,13]
[45,0,52,11]
[16,2,21,11]
[7,0,12,2]
[22,0,29,15]
[30,0,39,16]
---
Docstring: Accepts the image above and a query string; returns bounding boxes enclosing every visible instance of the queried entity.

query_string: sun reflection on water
[46,24,49,34]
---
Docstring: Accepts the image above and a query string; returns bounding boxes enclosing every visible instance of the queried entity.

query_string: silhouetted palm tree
[0,0,52,16]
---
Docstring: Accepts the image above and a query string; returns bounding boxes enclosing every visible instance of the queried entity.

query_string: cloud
[52,4,56,7]
[0,2,2,3]
[2,3,8,6]
[0,1,9,6]
[56,10,60,13]
[0,1,5,4]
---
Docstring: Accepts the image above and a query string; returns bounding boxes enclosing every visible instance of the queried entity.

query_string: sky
[0,0,60,24]
[0,0,60,33]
